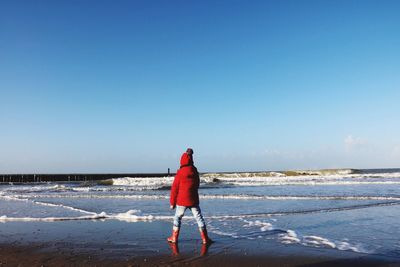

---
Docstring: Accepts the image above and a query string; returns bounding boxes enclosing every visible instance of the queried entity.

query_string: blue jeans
[173,205,206,229]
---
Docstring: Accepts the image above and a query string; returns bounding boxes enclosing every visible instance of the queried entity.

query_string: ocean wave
[201,169,358,179]
[200,170,400,186]
[1,184,69,193]
[200,180,400,186]
[3,170,400,192]
[103,170,400,189]
[110,176,173,190]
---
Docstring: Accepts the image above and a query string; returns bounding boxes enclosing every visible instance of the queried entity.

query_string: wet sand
[0,220,399,266]
[1,243,399,267]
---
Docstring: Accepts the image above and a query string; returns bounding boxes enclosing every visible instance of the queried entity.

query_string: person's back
[170,152,199,207]
[167,148,212,244]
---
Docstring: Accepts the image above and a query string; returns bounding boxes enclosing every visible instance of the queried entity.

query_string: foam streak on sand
[209,218,369,255]
[0,213,107,222]
[0,194,97,215]
[242,219,273,231]
[278,230,368,254]
[0,211,171,223]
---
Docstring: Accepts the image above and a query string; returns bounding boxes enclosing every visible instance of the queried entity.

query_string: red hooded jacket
[170,153,200,207]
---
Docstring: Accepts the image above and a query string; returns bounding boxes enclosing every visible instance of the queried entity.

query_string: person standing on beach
[167,148,212,244]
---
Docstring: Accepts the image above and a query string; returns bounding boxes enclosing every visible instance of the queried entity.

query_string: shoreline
[0,243,399,267]
[0,219,399,267]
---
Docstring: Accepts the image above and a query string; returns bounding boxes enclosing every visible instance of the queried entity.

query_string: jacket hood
[180,153,193,167]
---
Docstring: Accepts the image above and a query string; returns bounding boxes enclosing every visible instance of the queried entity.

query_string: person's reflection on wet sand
[200,243,211,256]
[168,242,179,256]
[167,242,212,256]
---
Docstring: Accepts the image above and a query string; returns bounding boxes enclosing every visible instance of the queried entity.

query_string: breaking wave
[2,169,400,191]
[102,169,400,189]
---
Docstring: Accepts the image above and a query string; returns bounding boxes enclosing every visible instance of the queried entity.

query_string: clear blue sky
[1,0,399,173]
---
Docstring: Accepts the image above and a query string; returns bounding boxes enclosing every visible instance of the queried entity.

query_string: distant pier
[0,173,173,183]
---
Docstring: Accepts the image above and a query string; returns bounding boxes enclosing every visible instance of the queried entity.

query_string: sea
[1,168,400,259]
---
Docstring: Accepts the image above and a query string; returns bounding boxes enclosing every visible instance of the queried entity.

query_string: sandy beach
[1,244,399,267]
[1,220,399,266]
[1,170,400,266]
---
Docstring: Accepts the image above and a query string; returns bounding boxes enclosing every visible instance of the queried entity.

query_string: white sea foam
[208,219,369,254]
[0,213,107,222]
[279,230,301,244]
[278,230,369,253]
[109,210,171,222]
[0,194,97,215]
[7,193,400,201]
[201,174,400,186]
[207,224,240,238]
[242,219,273,231]
[3,184,68,193]
[71,187,92,192]
[31,200,96,215]
[0,195,25,202]
[336,241,366,253]
[302,235,337,248]
[0,210,172,223]
[105,172,400,188]
[111,176,173,190]
[201,195,400,201]
[202,170,400,179]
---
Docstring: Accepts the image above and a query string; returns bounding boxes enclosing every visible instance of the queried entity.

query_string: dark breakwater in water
[1,168,400,183]
[0,173,173,183]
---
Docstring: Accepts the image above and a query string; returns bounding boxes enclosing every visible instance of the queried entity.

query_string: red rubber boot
[167,227,180,243]
[199,228,213,244]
